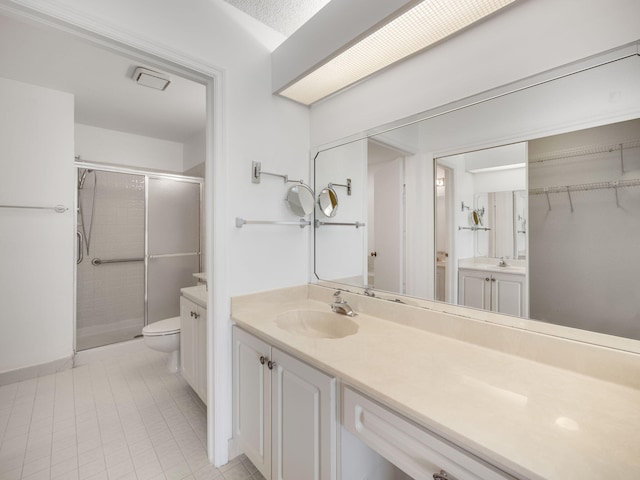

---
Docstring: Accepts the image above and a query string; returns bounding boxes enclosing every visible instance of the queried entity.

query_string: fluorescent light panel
[467,162,525,173]
[279,0,516,105]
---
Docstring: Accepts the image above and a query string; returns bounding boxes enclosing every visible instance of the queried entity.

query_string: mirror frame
[311,43,640,354]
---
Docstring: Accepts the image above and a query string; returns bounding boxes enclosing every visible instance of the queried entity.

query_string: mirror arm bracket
[252,161,302,184]
[329,178,352,195]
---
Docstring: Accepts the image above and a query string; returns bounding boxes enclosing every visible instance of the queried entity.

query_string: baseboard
[74,338,146,367]
[0,355,74,386]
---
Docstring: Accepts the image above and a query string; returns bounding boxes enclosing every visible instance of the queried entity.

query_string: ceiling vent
[131,67,171,91]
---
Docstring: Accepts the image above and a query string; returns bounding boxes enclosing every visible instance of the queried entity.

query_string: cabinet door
[233,327,271,478]
[196,305,207,404]
[180,297,198,391]
[458,269,490,310]
[492,272,525,317]
[271,348,336,480]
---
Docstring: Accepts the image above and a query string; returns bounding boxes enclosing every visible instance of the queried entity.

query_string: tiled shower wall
[76,171,145,349]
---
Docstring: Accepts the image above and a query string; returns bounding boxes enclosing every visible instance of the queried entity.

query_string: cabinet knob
[485,277,490,282]
[491,278,496,282]
[433,470,449,480]
[267,360,277,370]
[370,251,377,257]
[259,356,266,365]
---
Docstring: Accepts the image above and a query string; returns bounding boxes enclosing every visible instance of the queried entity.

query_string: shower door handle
[77,231,84,264]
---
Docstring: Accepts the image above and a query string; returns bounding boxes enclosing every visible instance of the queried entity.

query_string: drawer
[343,387,514,480]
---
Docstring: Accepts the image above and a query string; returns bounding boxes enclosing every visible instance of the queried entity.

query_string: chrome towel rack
[0,204,68,213]
[315,220,365,228]
[235,217,311,228]
[458,226,491,231]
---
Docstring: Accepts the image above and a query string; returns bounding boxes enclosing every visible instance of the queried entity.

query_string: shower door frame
[75,161,203,345]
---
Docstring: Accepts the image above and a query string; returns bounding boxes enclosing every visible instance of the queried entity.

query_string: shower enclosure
[75,164,202,351]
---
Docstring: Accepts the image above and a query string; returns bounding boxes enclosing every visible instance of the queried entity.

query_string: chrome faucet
[331,291,356,317]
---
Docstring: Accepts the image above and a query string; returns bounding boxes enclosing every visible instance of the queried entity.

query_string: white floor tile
[0,350,215,480]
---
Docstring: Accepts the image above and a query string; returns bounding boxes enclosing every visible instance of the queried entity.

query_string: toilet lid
[142,316,181,336]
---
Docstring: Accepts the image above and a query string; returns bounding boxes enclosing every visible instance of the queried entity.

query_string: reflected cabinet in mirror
[314,52,640,344]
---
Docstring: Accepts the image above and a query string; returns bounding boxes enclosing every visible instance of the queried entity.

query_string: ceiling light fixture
[131,67,171,91]
[278,0,517,105]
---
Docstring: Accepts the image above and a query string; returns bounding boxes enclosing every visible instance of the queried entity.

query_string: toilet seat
[142,316,180,337]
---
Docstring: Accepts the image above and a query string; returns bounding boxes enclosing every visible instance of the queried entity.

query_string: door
[458,269,490,310]
[147,177,201,323]
[271,348,336,480]
[492,272,525,317]
[75,169,146,350]
[233,327,271,478]
[373,157,404,292]
[180,297,198,393]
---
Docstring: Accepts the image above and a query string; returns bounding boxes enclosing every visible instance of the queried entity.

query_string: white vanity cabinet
[233,326,337,480]
[343,387,514,480]
[458,268,525,317]
[180,296,207,403]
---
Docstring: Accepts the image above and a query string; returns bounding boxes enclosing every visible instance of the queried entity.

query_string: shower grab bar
[91,257,144,266]
[0,204,68,213]
[148,252,200,259]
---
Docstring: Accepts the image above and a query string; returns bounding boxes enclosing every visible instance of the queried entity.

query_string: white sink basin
[275,310,358,339]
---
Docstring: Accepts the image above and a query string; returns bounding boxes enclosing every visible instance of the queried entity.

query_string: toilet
[142,316,181,373]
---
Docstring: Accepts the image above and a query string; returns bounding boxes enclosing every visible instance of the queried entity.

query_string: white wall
[0,77,75,374]
[310,0,640,146]
[183,128,206,174]
[75,123,184,172]
[2,0,310,466]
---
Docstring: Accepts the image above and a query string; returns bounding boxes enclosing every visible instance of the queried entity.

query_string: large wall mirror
[314,50,640,348]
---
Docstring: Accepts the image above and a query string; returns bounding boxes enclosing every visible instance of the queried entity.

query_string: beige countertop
[231,285,640,480]
[181,285,207,308]
[459,257,526,275]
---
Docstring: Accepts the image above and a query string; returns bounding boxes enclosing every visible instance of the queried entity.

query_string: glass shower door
[146,177,201,323]
[76,170,146,350]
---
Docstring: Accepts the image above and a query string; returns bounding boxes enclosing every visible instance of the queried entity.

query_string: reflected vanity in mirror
[437,142,528,317]
[285,183,315,217]
[313,51,640,348]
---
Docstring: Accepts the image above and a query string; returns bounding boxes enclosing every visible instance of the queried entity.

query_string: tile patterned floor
[0,350,265,480]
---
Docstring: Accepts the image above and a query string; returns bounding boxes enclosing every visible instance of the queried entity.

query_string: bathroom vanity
[457,258,526,318]
[231,284,640,480]
[181,285,208,404]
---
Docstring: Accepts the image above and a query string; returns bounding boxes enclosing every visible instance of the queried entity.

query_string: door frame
[0,0,226,465]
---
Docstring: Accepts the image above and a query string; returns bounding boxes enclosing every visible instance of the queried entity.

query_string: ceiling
[223,0,330,36]
[0,14,206,143]
[0,2,329,144]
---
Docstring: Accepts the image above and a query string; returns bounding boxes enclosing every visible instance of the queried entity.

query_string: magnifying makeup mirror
[317,186,339,217]
[285,183,315,217]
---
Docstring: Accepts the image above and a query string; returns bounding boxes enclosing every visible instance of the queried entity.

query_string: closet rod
[529,178,640,195]
[529,139,640,164]
[0,204,68,213]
